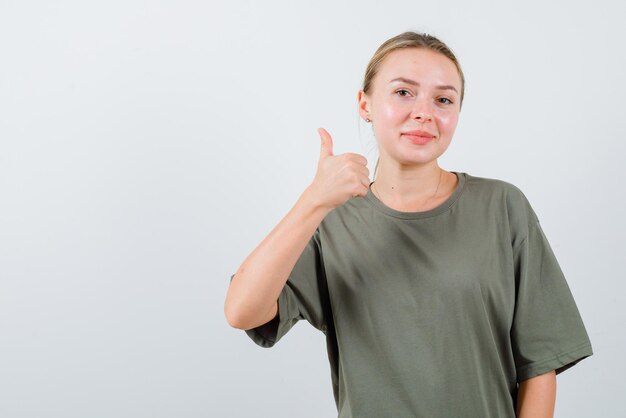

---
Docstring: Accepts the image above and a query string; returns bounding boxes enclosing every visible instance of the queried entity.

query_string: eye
[395,89,411,97]
[438,97,454,105]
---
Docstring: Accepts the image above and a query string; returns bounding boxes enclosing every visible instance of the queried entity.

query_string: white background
[1,0,624,417]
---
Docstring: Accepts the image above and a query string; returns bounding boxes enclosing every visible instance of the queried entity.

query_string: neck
[373,159,447,209]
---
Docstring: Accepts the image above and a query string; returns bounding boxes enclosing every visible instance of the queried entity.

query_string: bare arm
[224,128,370,330]
[224,187,332,330]
[516,369,556,418]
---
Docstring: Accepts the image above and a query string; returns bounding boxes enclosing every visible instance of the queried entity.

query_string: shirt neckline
[364,171,466,219]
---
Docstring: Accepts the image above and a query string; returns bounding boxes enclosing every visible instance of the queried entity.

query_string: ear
[357,90,371,121]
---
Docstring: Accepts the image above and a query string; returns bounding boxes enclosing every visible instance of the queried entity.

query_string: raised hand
[306,128,370,210]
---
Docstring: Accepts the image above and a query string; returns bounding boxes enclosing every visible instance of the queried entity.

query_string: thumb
[317,128,334,159]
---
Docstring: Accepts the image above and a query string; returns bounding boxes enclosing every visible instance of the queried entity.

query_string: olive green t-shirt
[238,172,593,418]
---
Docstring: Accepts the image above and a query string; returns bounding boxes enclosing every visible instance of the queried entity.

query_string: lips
[402,130,435,138]
[402,130,436,145]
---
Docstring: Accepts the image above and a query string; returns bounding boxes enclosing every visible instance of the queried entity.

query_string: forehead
[375,48,461,89]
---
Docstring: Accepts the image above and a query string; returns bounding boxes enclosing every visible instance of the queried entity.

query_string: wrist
[300,185,334,217]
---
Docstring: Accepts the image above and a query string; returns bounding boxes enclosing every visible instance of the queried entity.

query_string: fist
[307,128,370,209]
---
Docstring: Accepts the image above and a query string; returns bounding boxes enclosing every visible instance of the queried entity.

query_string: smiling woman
[224,31,593,418]
[358,46,462,211]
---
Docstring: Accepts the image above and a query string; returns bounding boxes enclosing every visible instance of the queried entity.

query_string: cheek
[378,100,409,122]
[436,111,459,132]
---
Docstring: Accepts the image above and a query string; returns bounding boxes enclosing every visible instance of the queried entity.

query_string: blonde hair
[362,31,465,179]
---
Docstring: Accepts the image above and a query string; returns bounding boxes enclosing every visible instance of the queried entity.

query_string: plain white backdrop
[1,0,625,417]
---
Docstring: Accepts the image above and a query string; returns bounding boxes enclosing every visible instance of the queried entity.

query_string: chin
[394,155,440,167]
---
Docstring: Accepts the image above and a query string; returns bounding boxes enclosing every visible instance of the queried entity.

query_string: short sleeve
[234,228,329,348]
[510,219,593,382]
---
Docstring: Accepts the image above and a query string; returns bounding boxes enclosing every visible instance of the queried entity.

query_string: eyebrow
[389,77,458,94]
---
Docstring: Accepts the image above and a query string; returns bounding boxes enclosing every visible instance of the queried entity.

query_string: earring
[365,118,371,123]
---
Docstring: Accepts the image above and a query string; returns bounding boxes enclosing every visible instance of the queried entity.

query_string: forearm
[516,370,556,418]
[224,186,332,330]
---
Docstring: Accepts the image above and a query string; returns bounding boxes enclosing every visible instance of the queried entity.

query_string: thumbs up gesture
[307,128,370,210]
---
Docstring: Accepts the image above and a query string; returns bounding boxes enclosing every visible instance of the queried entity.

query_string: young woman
[224,31,593,418]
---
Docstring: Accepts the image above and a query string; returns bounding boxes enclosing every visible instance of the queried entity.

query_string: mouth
[401,130,436,145]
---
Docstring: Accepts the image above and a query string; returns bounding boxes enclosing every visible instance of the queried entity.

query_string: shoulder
[465,173,535,214]
[464,173,540,242]
[464,172,524,196]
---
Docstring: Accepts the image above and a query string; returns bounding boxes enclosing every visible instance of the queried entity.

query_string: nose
[409,98,433,122]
